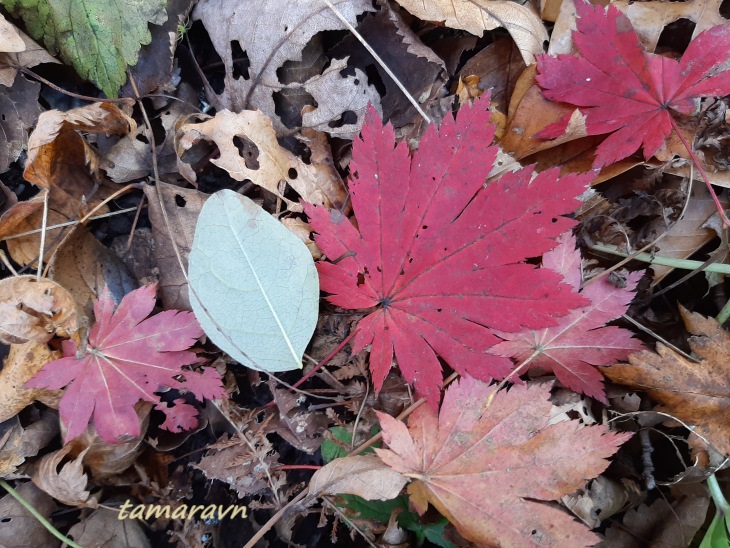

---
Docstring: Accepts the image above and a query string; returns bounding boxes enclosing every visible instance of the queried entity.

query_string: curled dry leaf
[177,110,346,211]
[308,454,407,501]
[603,306,730,455]
[0,75,41,174]
[0,22,58,87]
[193,0,379,137]
[33,445,97,508]
[0,275,77,345]
[0,412,58,478]
[392,0,549,65]
[375,377,631,546]
[0,341,62,424]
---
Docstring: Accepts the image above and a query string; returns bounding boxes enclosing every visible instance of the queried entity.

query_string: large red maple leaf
[375,377,631,545]
[305,96,593,406]
[490,233,644,403]
[27,284,225,444]
[536,0,730,168]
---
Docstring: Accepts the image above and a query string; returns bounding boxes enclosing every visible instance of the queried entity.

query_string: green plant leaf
[189,189,319,373]
[2,0,166,97]
[321,426,379,463]
[699,512,730,548]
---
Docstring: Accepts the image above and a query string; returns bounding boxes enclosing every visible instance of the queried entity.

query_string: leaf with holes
[304,95,593,407]
[490,233,645,403]
[26,284,224,444]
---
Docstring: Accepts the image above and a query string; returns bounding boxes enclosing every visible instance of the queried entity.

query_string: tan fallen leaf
[0,482,58,546]
[33,445,98,508]
[392,0,548,65]
[0,413,58,478]
[0,275,77,345]
[603,306,730,455]
[309,454,407,500]
[0,22,57,87]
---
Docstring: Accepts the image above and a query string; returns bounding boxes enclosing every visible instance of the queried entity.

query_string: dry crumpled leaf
[33,445,98,508]
[193,0,380,138]
[177,109,347,211]
[600,494,709,547]
[0,275,77,345]
[0,75,41,174]
[392,0,548,65]
[144,182,207,310]
[309,454,407,500]
[270,383,329,454]
[0,412,58,478]
[0,342,62,424]
[0,13,24,52]
[0,21,58,87]
[67,506,151,548]
[0,482,59,547]
[603,306,730,455]
[562,476,644,528]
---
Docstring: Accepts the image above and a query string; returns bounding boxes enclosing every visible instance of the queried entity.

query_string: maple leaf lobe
[306,95,593,406]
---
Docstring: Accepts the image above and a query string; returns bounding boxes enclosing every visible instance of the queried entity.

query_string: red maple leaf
[305,96,593,406]
[490,233,644,403]
[374,376,631,546]
[27,284,225,444]
[536,1,730,168]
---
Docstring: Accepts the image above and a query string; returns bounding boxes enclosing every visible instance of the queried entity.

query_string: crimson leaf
[27,284,225,444]
[305,96,593,406]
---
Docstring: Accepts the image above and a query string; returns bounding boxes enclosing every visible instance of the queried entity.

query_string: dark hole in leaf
[357,272,365,286]
[232,135,260,169]
[230,40,250,80]
[551,218,558,223]
[175,194,186,207]
[288,168,298,179]
[364,64,386,97]
[656,18,696,55]
[722,0,730,18]
[136,134,149,144]
[328,110,357,129]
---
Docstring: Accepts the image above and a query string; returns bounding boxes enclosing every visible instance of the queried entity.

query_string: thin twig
[1,207,139,240]
[36,190,49,281]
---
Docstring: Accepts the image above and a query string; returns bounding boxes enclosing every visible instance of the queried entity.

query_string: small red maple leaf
[490,233,644,403]
[27,284,225,444]
[536,1,730,168]
[305,96,593,406]
[374,377,631,546]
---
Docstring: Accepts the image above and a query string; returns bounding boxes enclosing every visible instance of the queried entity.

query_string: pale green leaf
[189,190,319,373]
[2,0,166,97]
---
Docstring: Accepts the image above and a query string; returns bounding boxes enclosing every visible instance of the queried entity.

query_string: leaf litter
[2,0,730,545]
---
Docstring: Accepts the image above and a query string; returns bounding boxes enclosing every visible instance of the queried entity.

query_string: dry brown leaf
[0,342,62,424]
[67,506,151,548]
[0,24,58,87]
[281,217,322,260]
[298,128,348,210]
[601,494,710,548]
[177,109,343,210]
[309,454,407,500]
[0,75,41,174]
[561,476,644,528]
[144,182,207,310]
[0,482,59,547]
[0,275,77,345]
[0,412,58,478]
[193,0,379,138]
[613,0,727,53]
[393,0,548,65]
[603,306,730,455]
[0,14,24,52]
[270,383,329,454]
[33,445,98,508]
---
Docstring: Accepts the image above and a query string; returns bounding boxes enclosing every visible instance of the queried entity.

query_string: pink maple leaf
[27,284,225,444]
[490,233,645,402]
[305,96,593,407]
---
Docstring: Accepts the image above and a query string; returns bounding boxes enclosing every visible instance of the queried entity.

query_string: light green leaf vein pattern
[2,0,166,98]
[189,190,319,373]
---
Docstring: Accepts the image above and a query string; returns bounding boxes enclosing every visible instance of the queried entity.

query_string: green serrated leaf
[189,189,319,373]
[2,0,166,97]
[398,511,456,548]
[340,494,408,523]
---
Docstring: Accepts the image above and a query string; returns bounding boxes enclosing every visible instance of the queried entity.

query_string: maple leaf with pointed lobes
[304,95,593,407]
[26,284,225,444]
[490,233,645,403]
[375,377,632,546]
[535,1,730,168]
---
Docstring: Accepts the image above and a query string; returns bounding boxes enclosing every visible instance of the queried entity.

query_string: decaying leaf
[0,482,58,546]
[0,75,41,174]
[33,445,97,508]
[67,507,151,548]
[603,306,730,455]
[189,190,319,373]
[392,0,549,65]
[0,412,58,478]
[309,455,407,501]
[3,0,167,97]
[0,21,58,87]
[192,0,379,137]
[26,284,224,444]
[306,95,591,406]
[0,275,77,345]
[490,233,644,402]
[375,377,631,546]
[177,110,346,211]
